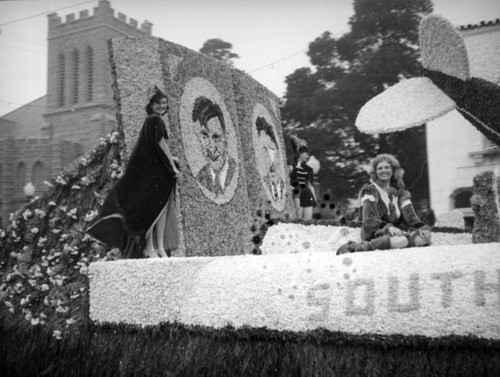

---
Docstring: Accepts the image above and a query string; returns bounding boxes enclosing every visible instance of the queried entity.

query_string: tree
[282,0,433,205]
[199,38,239,65]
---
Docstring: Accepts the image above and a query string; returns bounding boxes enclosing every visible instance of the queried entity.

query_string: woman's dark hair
[145,87,168,115]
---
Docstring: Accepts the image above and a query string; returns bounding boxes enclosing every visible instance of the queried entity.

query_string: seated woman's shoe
[336,241,373,255]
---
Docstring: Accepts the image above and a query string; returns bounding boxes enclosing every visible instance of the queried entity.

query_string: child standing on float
[88,86,181,258]
[289,146,317,220]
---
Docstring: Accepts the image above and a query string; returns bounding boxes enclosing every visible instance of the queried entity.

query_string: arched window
[32,161,44,191]
[59,53,66,106]
[72,49,80,104]
[86,46,94,102]
[17,162,26,190]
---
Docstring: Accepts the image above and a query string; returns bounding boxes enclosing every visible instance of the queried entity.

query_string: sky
[0,0,499,117]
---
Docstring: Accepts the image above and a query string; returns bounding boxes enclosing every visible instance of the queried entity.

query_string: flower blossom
[53,330,62,340]
[34,209,46,219]
[55,176,67,186]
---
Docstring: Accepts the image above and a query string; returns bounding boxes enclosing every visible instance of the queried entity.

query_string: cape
[87,114,177,251]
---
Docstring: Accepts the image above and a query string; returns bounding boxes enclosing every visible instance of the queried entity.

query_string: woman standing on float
[88,86,181,258]
[337,154,431,255]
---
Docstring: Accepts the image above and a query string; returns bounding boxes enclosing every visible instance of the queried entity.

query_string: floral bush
[0,131,123,339]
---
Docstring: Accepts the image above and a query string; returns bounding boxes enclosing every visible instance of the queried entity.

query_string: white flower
[71,185,81,190]
[51,229,61,234]
[21,296,30,306]
[81,157,89,167]
[49,201,57,207]
[31,318,41,326]
[80,176,91,186]
[67,208,78,220]
[110,131,119,144]
[31,227,39,234]
[53,330,62,339]
[44,180,54,188]
[37,237,47,247]
[22,209,33,220]
[84,210,98,223]
[56,306,69,314]
[55,176,67,186]
[40,284,50,291]
[34,209,46,219]
[0,230,5,239]
[66,318,76,325]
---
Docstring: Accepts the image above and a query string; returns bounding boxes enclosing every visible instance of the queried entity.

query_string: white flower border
[260,223,473,254]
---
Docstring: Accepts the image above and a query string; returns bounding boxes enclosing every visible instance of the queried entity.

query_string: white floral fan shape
[356,14,475,135]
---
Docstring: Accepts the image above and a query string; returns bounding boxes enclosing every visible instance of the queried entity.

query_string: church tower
[0,0,153,226]
[44,0,152,152]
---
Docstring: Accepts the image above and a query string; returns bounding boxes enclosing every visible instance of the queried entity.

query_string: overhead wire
[0,1,349,112]
[0,0,95,28]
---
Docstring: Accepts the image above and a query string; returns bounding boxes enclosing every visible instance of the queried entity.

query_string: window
[86,46,94,102]
[32,161,44,191]
[451,187,474,230]
[59,53,66,106]
[453,188,473,209]
[17,162,26,190]
[72,49,80,104]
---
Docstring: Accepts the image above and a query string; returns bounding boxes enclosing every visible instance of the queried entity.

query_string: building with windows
[0,0,152,226]
[426,20,500,229]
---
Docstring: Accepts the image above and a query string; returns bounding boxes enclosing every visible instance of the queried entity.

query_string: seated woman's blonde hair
[367,153,405,190]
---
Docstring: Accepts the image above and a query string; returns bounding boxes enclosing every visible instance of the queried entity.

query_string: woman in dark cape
[87,86,180,258]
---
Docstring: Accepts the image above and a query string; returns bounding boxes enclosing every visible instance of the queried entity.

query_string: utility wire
[248,49,308,74]
[247,28,348,74]
[0,0,95,28]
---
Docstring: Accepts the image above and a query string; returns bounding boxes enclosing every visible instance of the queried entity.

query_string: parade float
[1,14,499,377]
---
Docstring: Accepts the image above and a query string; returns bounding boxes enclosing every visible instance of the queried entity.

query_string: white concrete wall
[426,24,500,218]
[426,111,499,217]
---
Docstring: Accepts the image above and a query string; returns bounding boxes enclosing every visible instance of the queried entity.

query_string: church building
[0,0,152,226]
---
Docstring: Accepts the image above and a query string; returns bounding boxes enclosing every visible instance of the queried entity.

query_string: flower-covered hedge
[0,131,124,341]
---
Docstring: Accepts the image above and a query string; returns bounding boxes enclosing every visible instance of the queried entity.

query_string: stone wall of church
[44,0,151,152]
[0,138,82,227]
